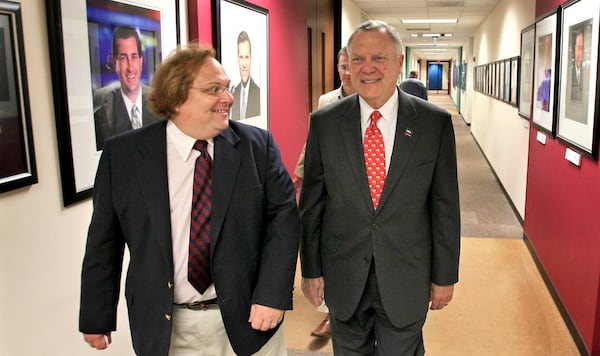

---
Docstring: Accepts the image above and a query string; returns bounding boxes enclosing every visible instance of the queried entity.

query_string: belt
[175,298,218,310]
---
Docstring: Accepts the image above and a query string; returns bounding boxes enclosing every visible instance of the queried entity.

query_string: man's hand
[429,283,454,310]
[83,333,111,350]
[301,277,325,307]
[248,304,285,331]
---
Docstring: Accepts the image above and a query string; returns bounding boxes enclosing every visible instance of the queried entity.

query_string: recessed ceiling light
[410,33,419,37]
[417,43,449,46]
[442,33,453,37]
[422,33,441,37]
[401,19,457,24]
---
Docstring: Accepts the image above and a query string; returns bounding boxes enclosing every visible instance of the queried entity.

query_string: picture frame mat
[0,1,37,193]
[519,25,535,118]
[47,0,178,205]
[557,0,599,157]
[213,0,269,130]
[532,12,558,134]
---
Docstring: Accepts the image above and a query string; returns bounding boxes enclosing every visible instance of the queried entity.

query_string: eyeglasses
[337,64,350,72]
[190,86,233,96]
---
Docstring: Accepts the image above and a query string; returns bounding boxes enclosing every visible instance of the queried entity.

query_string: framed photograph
[0,1,37,194]
[46,0,179,206]
[503,59,511,102]
[532,11,560,135]
[213,0,269,130]
[495,62,500,98]
[499,60,505,100]
[519,25,535,117]
[556,0,600,159]
[510,56,519,106]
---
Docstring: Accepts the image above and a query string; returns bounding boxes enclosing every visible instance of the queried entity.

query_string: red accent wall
[187,0,309,174]
[525,0,600,353]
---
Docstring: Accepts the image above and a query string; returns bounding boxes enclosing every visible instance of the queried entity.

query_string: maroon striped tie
[189,140,212,293]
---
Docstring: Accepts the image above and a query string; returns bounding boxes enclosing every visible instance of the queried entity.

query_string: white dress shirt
[166,120,217,303]
[359,90,399,174]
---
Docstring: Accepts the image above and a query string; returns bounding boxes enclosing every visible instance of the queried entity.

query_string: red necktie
[189,140,212,293]
[364,111,386,209]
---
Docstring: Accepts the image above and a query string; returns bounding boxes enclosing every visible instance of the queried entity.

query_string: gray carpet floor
[430,94,523,239]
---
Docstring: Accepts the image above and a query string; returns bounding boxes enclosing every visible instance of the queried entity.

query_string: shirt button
[167,281,173,289]
[165,314,171,321]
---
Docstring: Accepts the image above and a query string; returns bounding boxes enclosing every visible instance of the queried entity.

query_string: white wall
[0,1,161,354]
[341,0,363,46]
[467,0,535,218]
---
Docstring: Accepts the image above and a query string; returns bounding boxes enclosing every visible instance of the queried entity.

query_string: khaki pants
[168,306,287,356]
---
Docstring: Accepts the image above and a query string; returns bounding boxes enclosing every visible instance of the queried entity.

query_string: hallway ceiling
[354,0,502,61]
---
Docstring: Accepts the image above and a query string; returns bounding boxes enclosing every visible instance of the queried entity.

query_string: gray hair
[347,20,404,57]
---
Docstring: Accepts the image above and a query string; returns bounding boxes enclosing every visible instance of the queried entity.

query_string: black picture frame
[46,0,179,206]
[532,9,561,136]
[556,0,600,159]
[519,24,535,117]
[213,0,269,130]
[510,56,519,106]
[0,1,37,194]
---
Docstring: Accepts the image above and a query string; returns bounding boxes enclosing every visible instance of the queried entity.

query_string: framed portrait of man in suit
[212,0,269,131]
[46,0,180,206]
[557,0,600,160]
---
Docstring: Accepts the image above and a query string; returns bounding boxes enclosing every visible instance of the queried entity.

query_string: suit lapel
[377,89,421,211]
[210,127,241,247]
[337,97,374,210]
[133,122,173,272]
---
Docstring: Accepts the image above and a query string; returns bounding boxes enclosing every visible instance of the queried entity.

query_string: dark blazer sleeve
[211,122,300,354]
[79,140,126,333]
[428,110,460,285]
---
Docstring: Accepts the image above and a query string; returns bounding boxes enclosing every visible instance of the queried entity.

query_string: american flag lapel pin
[404,128,413,137]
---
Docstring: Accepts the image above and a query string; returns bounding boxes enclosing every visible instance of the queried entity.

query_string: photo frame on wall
[213,0,269,131]
[556,0,600,159]
[532,10,560,135]
[519,25,535,118]
[0,1,37,194]
[46,0,179,206]
[503,59,511,102]
[510,56,519,106]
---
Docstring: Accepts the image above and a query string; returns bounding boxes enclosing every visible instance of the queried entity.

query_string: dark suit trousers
[330,262,426,356]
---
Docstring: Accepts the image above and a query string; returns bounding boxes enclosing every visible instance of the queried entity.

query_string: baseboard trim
[522,233,590,356]
[469,133,524,226]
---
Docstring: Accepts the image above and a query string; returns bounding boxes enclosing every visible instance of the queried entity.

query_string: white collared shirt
[121,89,143,124]
[166,120,217,303]
[359,90,399,174]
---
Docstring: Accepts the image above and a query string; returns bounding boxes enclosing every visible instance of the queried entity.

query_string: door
[428,63,443,90]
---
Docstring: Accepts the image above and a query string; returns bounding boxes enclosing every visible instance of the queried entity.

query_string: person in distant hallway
[80,43,300,356]
[293,46,356,193]
[399,70,428,100]
[293,47,356,339]
[231,31,261,120]
[299,20,460,355]
[93,26,159,151]
[536,68,551,112]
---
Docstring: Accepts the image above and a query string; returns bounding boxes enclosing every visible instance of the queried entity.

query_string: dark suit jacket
[399,78,428,100]
[93,83,160,151]
[79,120,300,356]
[299,89,460,328]
[231,78,261,120]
